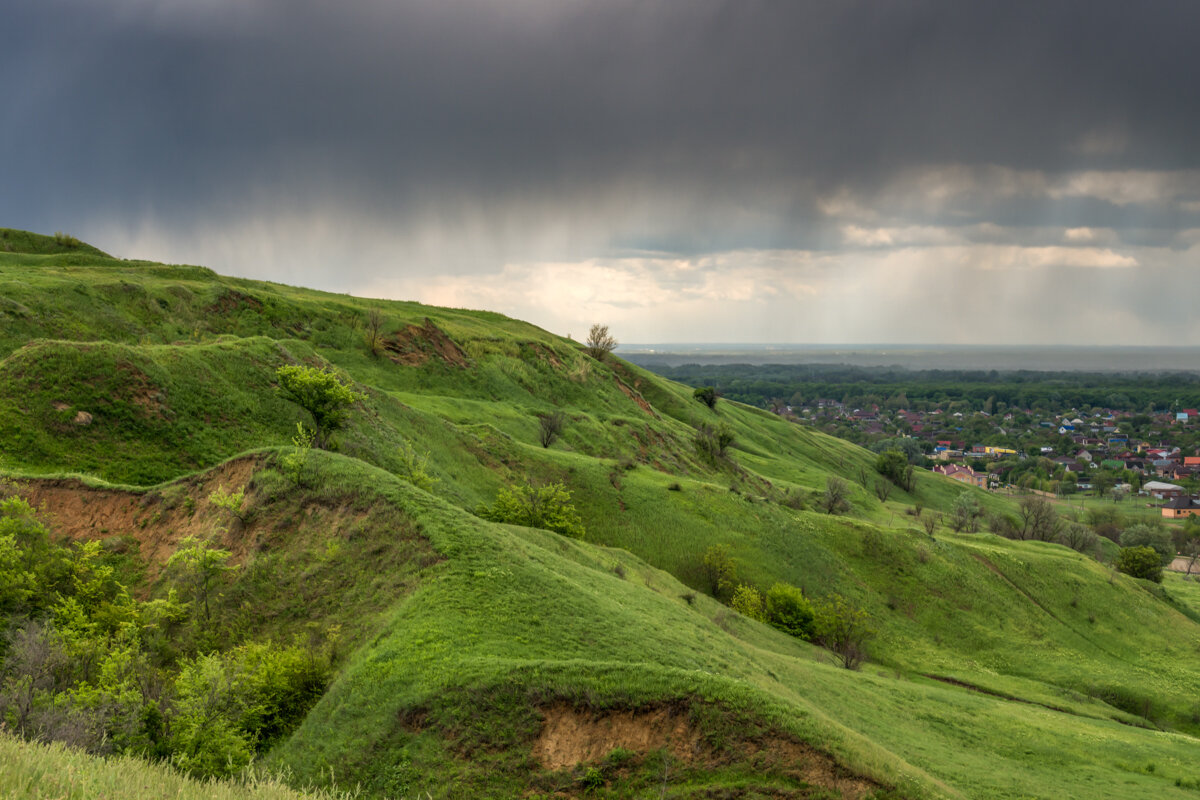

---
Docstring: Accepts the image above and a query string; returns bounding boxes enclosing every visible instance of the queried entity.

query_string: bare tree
[537,410,566,448]
[1016,496,1062,541]
[1056,522,1099,554]
[873,479,893,502]
[820,477,851,515]
[0,624,70,735]
[364,308,385,356]
[584,324,617,361]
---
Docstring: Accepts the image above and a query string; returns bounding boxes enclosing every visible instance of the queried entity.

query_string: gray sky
[5,0,1199,344]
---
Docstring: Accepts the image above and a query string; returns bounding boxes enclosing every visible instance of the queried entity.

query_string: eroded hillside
[5,230,1200,799]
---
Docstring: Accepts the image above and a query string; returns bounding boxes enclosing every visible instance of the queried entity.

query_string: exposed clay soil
[531,705,879,799]
[18,456,263,581]
[613,377,658,417]
[534,704,704,769]
[383,318,470,368]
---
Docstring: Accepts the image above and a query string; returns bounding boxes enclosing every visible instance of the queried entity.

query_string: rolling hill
[3,227,1200,799]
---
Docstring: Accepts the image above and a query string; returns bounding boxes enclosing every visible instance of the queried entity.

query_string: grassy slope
[4,234,1200,797]
[0,731,344,800]
[266,455,1200,800]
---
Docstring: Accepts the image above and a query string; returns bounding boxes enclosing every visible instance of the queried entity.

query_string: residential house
[1164,464,1200,482]
[1143,481,1186,500]
[934,464,988,489]
[1162,496,1200,519]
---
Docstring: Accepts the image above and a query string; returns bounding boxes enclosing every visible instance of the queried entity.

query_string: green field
[4,227,1200,799]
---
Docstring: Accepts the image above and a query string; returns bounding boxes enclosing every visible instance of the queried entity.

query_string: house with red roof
[934,464,988,489]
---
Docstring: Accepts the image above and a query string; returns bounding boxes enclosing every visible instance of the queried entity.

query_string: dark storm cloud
[4,1,1199,344]
[5,0,1199,235]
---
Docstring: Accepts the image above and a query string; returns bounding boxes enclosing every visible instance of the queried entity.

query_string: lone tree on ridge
[584,324,617,361]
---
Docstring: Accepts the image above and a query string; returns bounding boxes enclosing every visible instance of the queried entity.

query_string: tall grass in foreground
[0,732,357,800]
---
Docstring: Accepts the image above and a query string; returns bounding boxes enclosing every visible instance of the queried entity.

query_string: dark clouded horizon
[5,0,1199,344]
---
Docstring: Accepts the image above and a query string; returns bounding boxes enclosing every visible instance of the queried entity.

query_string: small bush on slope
[479,481,586,538]
[274,365,364,449]
[765,582,816,639]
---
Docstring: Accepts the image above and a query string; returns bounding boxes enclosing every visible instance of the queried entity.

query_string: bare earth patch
[383,318,470,368]
[531,704,879,799]
[18,456,262,580]
[613,377,658,418]
[534,704,705,769]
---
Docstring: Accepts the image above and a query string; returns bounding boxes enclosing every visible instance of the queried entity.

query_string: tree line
[648,363,1200,414]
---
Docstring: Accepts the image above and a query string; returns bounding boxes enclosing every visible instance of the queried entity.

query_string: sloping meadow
[5,234,1200,798]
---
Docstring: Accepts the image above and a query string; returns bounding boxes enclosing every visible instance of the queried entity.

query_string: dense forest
[639,363,1200,413]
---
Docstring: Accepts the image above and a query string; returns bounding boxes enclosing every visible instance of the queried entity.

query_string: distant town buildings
[779,399,1200,515]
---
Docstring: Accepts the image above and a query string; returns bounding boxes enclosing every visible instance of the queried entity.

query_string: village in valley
[782,399,1200,520]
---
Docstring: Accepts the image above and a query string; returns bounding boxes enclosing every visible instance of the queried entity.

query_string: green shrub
[701,543,738,600]
[730,584,766,621]
[693,423,735,464]
[579,765,604,791]
[169,640,330,778]
[814,594,873,670]
[693,386,718,409]
[1115,546,1163,582]
[765,583,815,639]
[396,438,439,492]
[208,485,246,523]
[275,365,364,449]
[166,537,233,625]
[950,492,982,533]
[479,482,585,538]
[281,423,315,486]
[875,450,914,491]
[1120,524,1174,566]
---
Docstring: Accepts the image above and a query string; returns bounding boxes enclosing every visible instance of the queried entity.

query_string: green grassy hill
[4,230,1200,799]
